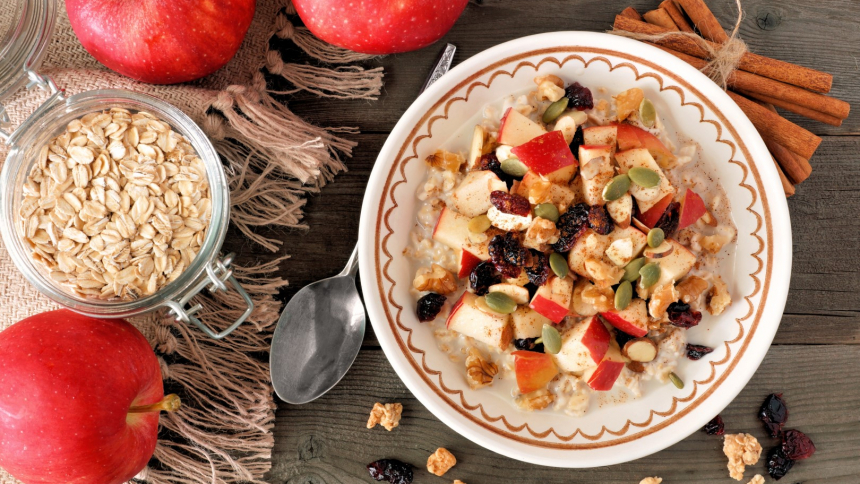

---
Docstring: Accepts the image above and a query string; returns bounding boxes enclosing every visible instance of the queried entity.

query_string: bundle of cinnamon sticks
[615,0,850,196]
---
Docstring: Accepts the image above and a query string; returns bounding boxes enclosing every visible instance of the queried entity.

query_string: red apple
[512,351,558,394]
[583,343,626,391]
[457,249,482,278]
[446,292,512,350]
[66,0,255,84]
[498,108,547,146]
[554,315,610,372]
[613,124,675,166]
[433,206,490,259]
[293,0,468,55]
[678,189,708,229]
[638,194,674,228]
[0,310,177,484]
[511,130,577,175]
[616,123,642,151]
[600,299,649,337]
[529,276,574,323]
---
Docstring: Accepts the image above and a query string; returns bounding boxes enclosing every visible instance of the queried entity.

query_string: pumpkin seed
[639,98,656,127]
[500,157,528,177]
[602,174,631,201]
[541,324,562,354]
[669,372,684,389]
[639,262,661,288]
[485,291,517,314]
[647,227,665,248]
[534,203,559,222]
[549,252,568,278]
[542,97,569,124]
[623,257,646,282]
[628,166,661,188]
[615,280,632,310]
[468,214,491,233]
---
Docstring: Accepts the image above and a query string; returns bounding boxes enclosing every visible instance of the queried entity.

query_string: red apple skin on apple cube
[581,316,611,364]
[457,249,482,279]
[512,350,559,394]
[498,108,547,146]
[678,189,708,230]
[615,124,675,166]
[584,344,626,391]
[529,276,574,324]
[600,299,649,337]
[0,310,164,484]
[616,123,642,151]
[511,130,577,175]
[638,194,674,228]
[554,315,611,372]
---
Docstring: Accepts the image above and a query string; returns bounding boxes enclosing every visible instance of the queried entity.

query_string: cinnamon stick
[726,91,821,161]
[612,15,833,94]
[620,6,644,21]
[737,89,844,127]
[661,0,695,32]
[675,0,729,43]
[644,9,680,31]
[764,135,812,184]
[772,156,796,196]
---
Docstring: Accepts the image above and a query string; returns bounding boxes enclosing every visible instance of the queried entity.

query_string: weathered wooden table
[244,1,860,482]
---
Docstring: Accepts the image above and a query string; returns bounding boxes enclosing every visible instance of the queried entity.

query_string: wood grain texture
[268,346,860,483]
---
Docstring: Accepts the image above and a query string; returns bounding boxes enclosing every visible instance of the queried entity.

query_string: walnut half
[366,402,403,431]
[515,388,555,411]
[677,275,709,304]
[426,448,457,476]
[648,283,679,319]
[413,264,457,295]
[465,348,498,390]
[707,275,732,316]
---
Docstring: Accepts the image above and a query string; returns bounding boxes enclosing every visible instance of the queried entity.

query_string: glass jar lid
[0,0,57,117]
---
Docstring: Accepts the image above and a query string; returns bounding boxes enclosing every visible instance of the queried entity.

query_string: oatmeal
[18,109,210,301]
[406,77,736,415]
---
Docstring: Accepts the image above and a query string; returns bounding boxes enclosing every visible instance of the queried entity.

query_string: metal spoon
[270,43,457,404]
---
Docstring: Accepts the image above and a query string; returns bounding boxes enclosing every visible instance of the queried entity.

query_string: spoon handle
[339,244,359,278]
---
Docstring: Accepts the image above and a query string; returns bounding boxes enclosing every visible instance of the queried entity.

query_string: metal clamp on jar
[0,0,253,339]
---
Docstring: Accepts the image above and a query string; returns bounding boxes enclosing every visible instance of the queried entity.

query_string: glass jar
[0,0,253,339]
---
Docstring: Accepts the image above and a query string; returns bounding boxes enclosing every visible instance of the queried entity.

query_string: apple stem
[129,394,182,414]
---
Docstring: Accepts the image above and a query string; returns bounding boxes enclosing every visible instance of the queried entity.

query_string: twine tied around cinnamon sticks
[611,0,747,91]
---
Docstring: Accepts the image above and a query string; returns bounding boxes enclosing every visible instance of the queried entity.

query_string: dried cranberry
[766,446,795,481]
[759,393,789,438]
[686,344,714,360]
[564,82,594,111]
[367,459,414,484]
[654,201,680,237]
[667,302,702,329]
[490,191,531,216]
[781,429,815,460]
[551,203,590,252]
[524,250,550,286]
[569,125,584,156]
[416,293,446,322]
[488,233,530,278]
[514,337,545,353]
[702,415,725,436]
[614,329,636,349]
[469,261,500,296]
[588,204,614,235]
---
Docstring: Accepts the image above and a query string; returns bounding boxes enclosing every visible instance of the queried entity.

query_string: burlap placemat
[0,1,382,483]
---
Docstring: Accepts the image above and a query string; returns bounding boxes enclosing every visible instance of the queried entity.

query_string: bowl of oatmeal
[358,32,791,467]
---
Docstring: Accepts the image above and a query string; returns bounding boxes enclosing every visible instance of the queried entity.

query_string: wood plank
[280,0,860,136]
[223,135,860,347]
[269,345,860,483]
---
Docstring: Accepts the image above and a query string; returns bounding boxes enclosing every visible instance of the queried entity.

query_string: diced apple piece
[600,298,649,337]
[605,238,634,267]
[457,249,482,278]
[432,207,490,260]
[653,238,696,288]
[446,292,512,350]
[579,145,615,206]
[570,279,599,317]
[544,164,577,184]
[512,351,558,394]
[554,315,611,372]
[511,130,577,176]
[616,123,642,151]
[529,276,574,323]
[583,125,618,148]
[607,193,632,228]
[610,225,648,257]
[615,148,675,214]
[638,194,674,229]
[511,306,550,339]
[552,114,578,145]
[622,338,658,363]
[678,188,708,230]
[469,124,485,168]
[489,283,530,305]
[614,123,676,167]
[567,230,610,279]
[505,272,530,286]
[583,342,626,391]
[498,107,547,147]
[449,170,508,218]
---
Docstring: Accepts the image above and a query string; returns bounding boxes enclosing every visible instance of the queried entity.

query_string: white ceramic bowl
[358,32,791,467]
